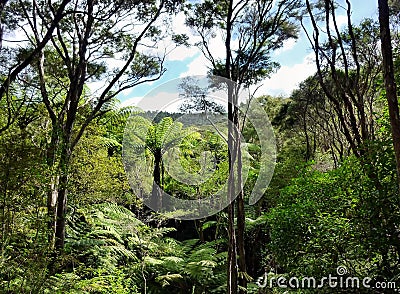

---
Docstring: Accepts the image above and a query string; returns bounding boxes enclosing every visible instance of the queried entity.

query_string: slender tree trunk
[378,0,400,191]
[304,119,311,161]
[225,0,238,291]
[234,91,247,292]
[227,201,237,294]
[54,142,71,250]
[151,152,162,210]
[303,100,311,161]
[227,89,238,294]
[236,190,247,292]
[55,174,68,249]
[47,176,58,248]
[46,124,60,248]
[195,219,204,242]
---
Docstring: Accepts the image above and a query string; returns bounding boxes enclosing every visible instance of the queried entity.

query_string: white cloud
[254,53,316,97]
[178,32,233,77]
[210,36,232,60]
[122,91,182,112]
[120,96,142,108]
[180,48,317,98]
[274,38,297,56]
[170,12,193,35]
[179,53,209,77]
[162,12,202,61]
[329,14,348,30]
[165,44,200,61]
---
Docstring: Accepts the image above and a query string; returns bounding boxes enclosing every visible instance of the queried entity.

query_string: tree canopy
[1,0,400,293]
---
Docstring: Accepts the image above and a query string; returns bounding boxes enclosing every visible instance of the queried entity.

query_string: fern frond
[155,273,183,287]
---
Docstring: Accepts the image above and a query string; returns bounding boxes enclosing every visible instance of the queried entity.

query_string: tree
[0,118,52,292]
[0,0,72,133]
[378,0,400,190]
[185,0,301,291]
[15,0,182,250]
[145,117,183,211]
[288,75,351,165]
[124,116,191,212]
[304,1,382,160]
[178,76,225,114]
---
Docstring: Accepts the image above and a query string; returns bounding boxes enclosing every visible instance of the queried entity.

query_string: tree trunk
[47,176,58,248]
[235,100,247,292]
[236,190,247,292]
[46,124,60,248]
[227,201,237,294]
[54,142,71,250]
[151,152,162,210]
[225,0,238,291]
[227,87,238,293]
[378,0,400,191]
[55,174,68,249]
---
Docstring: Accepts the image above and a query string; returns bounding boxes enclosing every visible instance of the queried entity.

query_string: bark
[234,91,247,292]
[236,189,247,292]
[55,174,68,249]
[46,123,60,247]
[195,220,204,242]
[304,0,372,159]
[0,0,8,51]
[303,99,311,161]
[378,0,400,190]
[151,152,163,210]
[47,176,58,248]
[227,121,238,294]
[226,201,237,294]
[225,0,238,292]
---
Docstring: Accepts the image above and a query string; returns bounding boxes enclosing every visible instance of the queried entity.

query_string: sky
[119,0,379,110]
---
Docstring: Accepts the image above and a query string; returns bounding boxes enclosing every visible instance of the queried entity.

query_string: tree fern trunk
[151,152,162,210]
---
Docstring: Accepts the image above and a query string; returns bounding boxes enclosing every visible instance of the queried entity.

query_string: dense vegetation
[1,0,400,293]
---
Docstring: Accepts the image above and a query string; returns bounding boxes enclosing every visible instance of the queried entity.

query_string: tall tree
[17,0,182,250]
[378,0,400,190]
[304,1,382,160]
[186,0,301,292]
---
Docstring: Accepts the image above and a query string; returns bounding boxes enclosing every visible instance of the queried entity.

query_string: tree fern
[42,199,227,294]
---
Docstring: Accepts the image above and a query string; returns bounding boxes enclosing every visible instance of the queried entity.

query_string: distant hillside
[139,110,227,127]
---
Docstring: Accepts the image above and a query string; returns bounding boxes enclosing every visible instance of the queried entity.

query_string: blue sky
[120,0,378,109]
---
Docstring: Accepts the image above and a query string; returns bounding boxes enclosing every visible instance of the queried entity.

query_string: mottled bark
[378,0,400,190]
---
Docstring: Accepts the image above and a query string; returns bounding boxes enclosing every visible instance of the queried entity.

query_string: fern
[45,202,227,293]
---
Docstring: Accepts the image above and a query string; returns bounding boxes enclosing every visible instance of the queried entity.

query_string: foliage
[267,151,400,282]
[1,2,400,294]
[41,203,227,293]
[0,122,52,293]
